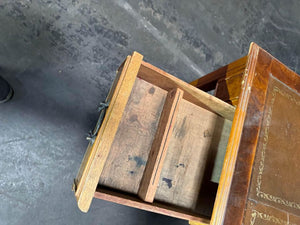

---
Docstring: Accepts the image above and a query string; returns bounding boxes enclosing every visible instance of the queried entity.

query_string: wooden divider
[138,62,235,121]
[138,88,184,202]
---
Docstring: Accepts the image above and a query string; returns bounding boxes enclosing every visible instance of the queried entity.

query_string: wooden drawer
[73,52,234,223]
[74,43,300,224]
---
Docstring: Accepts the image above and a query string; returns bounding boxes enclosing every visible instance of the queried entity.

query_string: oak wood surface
[74,57,130,196]
[138,62,235,120]
[75,51,238,220]
[154,99,225,212]
[99,79,232,214]
[189,221,209,225]
[75,52,143,212]
[99,78,167,194]
[94,187,210,224]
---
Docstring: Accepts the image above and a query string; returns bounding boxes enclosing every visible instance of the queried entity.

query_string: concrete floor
[0,1,299,225]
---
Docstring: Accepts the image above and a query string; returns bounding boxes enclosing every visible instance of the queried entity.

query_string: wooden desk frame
[74,43,300,225]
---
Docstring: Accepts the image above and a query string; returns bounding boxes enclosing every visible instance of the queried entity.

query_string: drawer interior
[97,64,233,222]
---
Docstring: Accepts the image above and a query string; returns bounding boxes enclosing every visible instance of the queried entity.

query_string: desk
[74,43,300,225]
[190,42,300,225]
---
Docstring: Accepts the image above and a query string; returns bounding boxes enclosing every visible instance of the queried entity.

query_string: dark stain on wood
[162,178,173,188]
[175,163,185,168]
[148,87,155,94]
[203,129,212,137]
[128,155,146,168]
[129,170,135,175]
[129,114,138,123]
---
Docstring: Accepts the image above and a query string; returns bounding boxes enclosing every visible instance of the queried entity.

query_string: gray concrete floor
[0,1,299,225]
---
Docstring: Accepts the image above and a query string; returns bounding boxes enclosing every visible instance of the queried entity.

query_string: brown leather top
[245,75,300,224]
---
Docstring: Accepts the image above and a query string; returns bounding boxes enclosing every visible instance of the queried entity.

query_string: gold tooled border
[250,209,296,225]
[256,82,300,210]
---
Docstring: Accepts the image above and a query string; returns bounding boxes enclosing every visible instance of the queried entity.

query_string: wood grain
[99,78,167,194]
[190,56,247,92]
[75,52,143,212]
[94,187,210,224]
[215,73,244,106]
[154,99,224,212]
[189,221,209,225]
[138,88,183,202]
[74,57,130,194]
[138,62,235,120]
[210,43,259,225]
[74,50,252,221]
[223,44,300,225]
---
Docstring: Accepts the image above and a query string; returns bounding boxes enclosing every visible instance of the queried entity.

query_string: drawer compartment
[74,52,235,223]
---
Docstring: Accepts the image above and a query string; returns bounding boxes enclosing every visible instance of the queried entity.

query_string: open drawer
[73,52,234,223]
[74,43,300,224]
